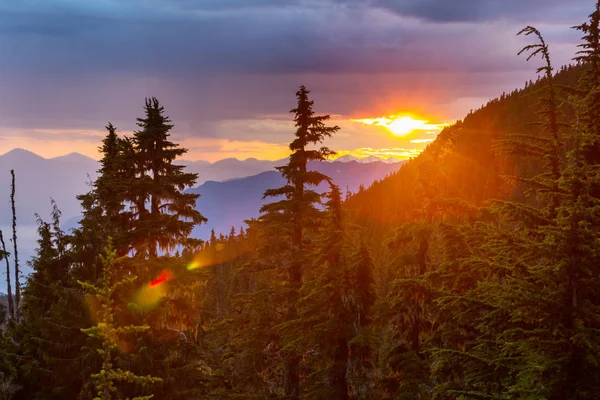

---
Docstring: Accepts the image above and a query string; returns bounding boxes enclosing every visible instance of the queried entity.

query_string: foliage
[79,244,162,400]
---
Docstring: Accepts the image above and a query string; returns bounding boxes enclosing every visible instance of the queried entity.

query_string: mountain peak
[334,154,400,164]
[0,148,44,160]
[50,152,95,162]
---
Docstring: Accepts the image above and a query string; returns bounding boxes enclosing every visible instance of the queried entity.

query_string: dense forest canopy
[2,2,600,399]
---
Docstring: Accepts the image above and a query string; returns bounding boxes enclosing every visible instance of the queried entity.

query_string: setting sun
[353,115,446,136]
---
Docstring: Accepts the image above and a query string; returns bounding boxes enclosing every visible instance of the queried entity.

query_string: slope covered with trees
[2,3,600,399]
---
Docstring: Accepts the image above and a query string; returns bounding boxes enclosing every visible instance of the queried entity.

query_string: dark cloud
[165,0,594,23]
[0,0,588,77]
[364,0,593,23]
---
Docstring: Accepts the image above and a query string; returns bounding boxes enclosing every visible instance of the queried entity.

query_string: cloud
[0,0,594,161]
[359,0,593,23]
[0,0,587,77]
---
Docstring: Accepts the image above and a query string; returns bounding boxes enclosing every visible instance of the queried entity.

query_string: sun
[387,116,430,136]
[353,115,445,137]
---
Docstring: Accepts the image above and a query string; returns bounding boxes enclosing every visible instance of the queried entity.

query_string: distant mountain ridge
[0,149,398,221]
[188,159,404,240]
[0,149,99,225]
[0,148,403,226]
[333,154,399,164]
[0,148,404,227]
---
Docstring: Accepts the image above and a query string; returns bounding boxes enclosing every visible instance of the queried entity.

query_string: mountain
[181,155,399,184]
[188,160,404,240]
[0,149,100,283]
[0,149,99,226]
[179,158,283,184]
[333,154,399,164]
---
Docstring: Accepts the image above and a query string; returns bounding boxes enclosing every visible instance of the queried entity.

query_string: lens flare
[133,284,167,310]
[186,256,205,270]
[187,248,220,270]
[132,269,174,311]
[149,269,174,287]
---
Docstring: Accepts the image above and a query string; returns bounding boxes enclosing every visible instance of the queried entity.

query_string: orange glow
[84,293,101,324]
[187,252,209,270]
[353,115,446,137]
[187,243,226,270]
[132,269,174,311]
[133,283,168,311]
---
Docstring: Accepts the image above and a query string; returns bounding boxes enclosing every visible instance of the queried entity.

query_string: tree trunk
[283,146,306,398]
[10,170,20,321]
[0,231,14,320]
[330,338,349,400]
[283,351,300,399]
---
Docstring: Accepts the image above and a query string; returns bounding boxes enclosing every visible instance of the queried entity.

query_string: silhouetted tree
[260,85,339,397]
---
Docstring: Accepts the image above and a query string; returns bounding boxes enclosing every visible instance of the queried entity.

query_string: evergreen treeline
[2,3,600,399]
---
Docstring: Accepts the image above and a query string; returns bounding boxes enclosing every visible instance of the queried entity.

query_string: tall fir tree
[299,184,352,399]
[130,97,206,260]
[260,85,339,397]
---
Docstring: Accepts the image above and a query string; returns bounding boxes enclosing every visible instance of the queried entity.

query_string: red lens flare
[149,269,174,288]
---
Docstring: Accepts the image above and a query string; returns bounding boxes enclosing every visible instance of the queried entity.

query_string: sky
[0,0,595,162]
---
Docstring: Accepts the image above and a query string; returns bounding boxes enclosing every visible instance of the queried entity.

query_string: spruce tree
[130,97,206,259]
[573,1,600,164]
[79,244,162,400]
[14,203,90,399]
[299,184,352,399]
[347,238,376,399]
[514,25,564,214]
[260,85,339,397]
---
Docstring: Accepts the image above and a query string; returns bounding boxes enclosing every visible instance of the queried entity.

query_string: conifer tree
[14,203,91,399]
[299,184,352,399]
[96,123,124,221]
[79,244,162,400]
[260,85,339,397]
[73,123,141,290]
[130,97,206,259]
[573,1,600,163]
[348,238,375,399]
[0,301,16,399]
[514,25,564,214]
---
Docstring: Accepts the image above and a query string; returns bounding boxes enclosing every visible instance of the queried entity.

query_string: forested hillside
[1,4,600,400]
[347,62,583,228]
